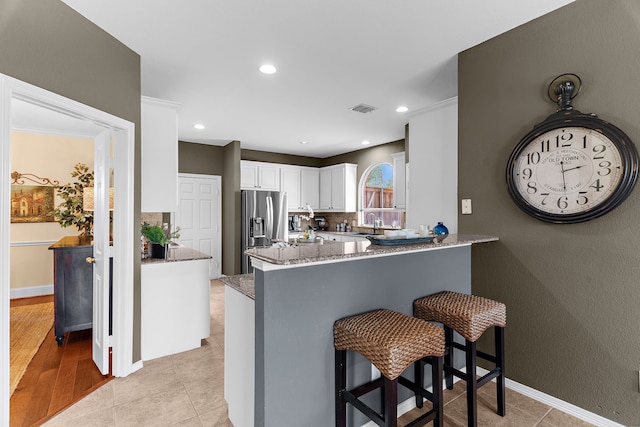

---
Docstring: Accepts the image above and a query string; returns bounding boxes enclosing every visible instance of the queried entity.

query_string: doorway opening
[1,74,137,425]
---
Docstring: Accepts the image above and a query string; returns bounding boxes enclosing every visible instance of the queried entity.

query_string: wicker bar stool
[413,291,506,427]
[334,309,445,427]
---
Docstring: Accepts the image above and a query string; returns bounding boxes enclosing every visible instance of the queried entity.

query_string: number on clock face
[512,127,623,215]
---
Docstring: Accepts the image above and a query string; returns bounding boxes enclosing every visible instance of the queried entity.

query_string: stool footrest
[341,376,438,427]
[477,349,498,364]
[477,367,502,388]
[349,377,384,399]
[342,389,385,426]
[448,343,498,366]
[398,376,437,403]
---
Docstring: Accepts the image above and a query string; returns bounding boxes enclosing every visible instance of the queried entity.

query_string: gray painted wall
[0,0,142,360]
[178,141,225,175]
[458,1,640,424]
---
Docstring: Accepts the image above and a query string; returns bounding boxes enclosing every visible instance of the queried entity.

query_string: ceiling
[37,0,574,158]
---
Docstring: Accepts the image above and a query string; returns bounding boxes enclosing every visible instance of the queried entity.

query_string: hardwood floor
[9,295,112,427]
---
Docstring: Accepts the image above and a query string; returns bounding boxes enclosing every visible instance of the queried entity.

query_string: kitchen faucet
[368,213,380,234]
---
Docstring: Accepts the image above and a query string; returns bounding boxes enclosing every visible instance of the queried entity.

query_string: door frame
[175,173,222,279]
[0,74,137,426]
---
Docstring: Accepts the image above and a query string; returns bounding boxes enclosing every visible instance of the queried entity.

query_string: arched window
[360,162,401,229]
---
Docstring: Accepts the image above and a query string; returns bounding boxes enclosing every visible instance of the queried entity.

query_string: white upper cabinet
[141,96,180,213]
[241,161,280,191]
[280,166,319,211]
[391,152,406,209]
[319,164,357,212]
[300,167,320,210]
[280,166,302,210]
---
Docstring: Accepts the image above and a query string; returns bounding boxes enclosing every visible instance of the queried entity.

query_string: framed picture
[11,185,56,223]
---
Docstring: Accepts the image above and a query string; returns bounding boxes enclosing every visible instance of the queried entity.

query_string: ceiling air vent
[349,104,377,114]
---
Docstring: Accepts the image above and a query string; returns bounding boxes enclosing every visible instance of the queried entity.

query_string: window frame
[359,162,402,228]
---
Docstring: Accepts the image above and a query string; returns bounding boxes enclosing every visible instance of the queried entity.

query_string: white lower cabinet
[225,286,255,427]
[141,259,210,361]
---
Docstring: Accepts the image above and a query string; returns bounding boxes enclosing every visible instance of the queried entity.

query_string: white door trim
[0,74,137,427]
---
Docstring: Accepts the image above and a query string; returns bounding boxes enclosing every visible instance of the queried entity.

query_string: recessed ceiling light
[259,64,277,74]
[299,140,308,145]
[396,106,409,113]
[194,123,205,130]
[361,140,371,146]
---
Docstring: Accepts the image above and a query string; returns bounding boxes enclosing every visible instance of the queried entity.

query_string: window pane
[363,163,394,209]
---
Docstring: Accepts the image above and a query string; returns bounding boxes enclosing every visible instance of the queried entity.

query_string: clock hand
[560,161,567,192]
[563,165,584,173]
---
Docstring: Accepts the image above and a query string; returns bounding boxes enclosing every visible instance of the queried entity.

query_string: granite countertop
[245,234,498,267]
[142,246,212,264]
[220,273,255,300]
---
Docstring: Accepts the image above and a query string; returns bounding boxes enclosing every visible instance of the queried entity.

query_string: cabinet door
[141,97,180,212]
[319,168,332,210]
[241,161,280,190]
[258,164,280,191]
[391,152,406,209]
[241,162,259,189]
[300,168,319,210]
[281,167,301,210]
[330,167,345,211]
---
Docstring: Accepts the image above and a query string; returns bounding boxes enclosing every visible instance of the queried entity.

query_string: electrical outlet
[461,199,472,214]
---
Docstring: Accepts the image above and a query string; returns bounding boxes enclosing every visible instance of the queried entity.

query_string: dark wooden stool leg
[432,355,444,427]
[444,326,454,389]
[383,377,398,427]
[414,359,425,408]
[495,326,506,416]
[335,349,347,427]
[466,339,478,427]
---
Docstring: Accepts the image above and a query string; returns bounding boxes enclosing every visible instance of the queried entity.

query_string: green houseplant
[50,163,94,237]
[141,222,180,258]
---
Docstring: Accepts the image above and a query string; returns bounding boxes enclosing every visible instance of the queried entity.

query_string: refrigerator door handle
[266,196,274,242]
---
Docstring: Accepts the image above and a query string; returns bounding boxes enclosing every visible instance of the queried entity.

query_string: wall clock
[506,74,639,223]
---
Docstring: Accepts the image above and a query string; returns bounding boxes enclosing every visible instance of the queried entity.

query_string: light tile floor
[43,280,595,427]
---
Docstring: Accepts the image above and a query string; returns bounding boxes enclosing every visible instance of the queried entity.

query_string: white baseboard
[10,284,53,299]
[360,368,622,427]
[475,367,623,427]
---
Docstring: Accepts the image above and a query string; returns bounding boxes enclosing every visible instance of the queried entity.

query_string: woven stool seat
[334,309,444,380]
[414,291,506,342]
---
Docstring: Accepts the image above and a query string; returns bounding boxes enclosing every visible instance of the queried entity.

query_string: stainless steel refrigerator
[241,189,288,273]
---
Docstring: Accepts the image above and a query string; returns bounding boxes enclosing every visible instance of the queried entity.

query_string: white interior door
[92,130,111,375]
[174,174,221,279]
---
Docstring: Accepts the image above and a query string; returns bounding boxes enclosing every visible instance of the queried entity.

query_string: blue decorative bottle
[433,222,449,236]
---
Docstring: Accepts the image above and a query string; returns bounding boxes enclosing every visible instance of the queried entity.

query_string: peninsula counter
[141,246,211,361]
[225,234,497,427]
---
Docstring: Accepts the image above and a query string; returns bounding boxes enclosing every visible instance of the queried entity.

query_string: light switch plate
[462,199,472,214]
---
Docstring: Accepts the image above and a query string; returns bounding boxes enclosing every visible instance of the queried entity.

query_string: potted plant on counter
[141,222,180,259]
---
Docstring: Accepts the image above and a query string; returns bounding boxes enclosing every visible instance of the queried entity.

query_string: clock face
[506,116,639,223]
